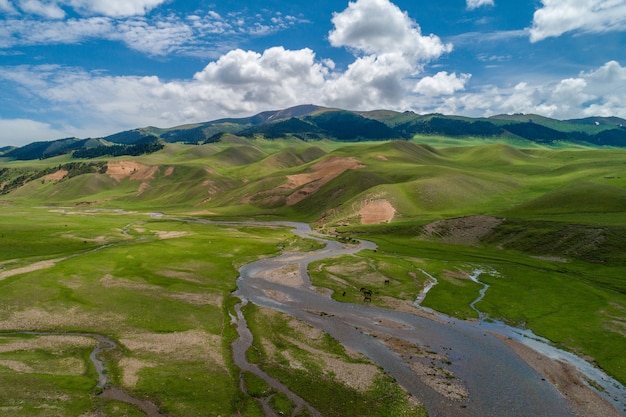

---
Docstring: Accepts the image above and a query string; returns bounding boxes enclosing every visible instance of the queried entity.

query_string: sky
[1,0,626,147]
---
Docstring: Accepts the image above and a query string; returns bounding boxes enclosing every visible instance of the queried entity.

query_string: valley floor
[0,207,625,417]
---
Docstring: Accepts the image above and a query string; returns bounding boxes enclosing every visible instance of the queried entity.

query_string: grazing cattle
[364,295,372,302]
[384,279,390,285]
[342,291,346,296]
[362,289,373,297]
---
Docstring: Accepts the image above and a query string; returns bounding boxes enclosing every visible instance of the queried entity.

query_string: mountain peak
[263,104,326,123]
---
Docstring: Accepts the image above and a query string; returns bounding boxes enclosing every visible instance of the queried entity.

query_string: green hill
[2,139,624,229]
[6,105,626,162]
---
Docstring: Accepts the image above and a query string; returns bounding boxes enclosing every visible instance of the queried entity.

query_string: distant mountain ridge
[2,105,626,160]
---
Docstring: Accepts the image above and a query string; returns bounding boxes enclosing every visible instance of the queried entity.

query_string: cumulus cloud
[414,72,471,96]
[579,60,626,116]
[322,54,413,109]
[417,60,626,119]
[0,49,331,137]
[329,0,452,61]
[552,77,591,109]
[324,0,452,109]
[193,47,328,112]
[530,0,626,42]
[466,0,495,10]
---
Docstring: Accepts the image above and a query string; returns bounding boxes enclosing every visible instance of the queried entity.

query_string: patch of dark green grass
[265,365,426,417]
[135,362,236,417]
[0,371,95,416]
[243,371,274,398]
[269,392,295,416]
[421,275,481,320]
[482,219,626,265]
[309,250,426,308]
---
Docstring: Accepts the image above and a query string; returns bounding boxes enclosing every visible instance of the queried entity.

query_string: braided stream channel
[231,222,626,417]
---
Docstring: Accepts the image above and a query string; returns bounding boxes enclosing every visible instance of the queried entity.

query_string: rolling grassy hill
[2,139,624,225]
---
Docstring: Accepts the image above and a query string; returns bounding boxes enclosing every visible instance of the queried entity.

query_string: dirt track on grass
[0,259,61,281]
[233,222,625,417]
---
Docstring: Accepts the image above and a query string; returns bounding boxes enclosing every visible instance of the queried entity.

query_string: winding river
[231,222,626,417]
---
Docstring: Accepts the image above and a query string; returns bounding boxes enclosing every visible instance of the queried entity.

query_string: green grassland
[1,138,625,415]
[0,209,329,416]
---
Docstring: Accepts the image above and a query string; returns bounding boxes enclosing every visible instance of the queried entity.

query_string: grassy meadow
[1,138,625,415]
[0,208,316,416]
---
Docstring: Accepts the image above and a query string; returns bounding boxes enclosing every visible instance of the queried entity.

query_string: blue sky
[1,0,626,147]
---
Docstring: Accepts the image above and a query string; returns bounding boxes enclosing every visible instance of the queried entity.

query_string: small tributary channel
[231,222,626,417]
[466,269,626,413]
[7,331,168,417]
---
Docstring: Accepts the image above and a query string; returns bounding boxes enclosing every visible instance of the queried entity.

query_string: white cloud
[530,0,626,42]
[18,0,65,18]
[0,48,331,140]
[0,0,18,13]
[323,0,452,109]
[0,15,198,56]
[322,53,412,109]
[193,47,328,112]
[329,0,452,62]
[66,0,166,17]
[584,59,626,84]
[579,60,626,116]
[12,0,166,18]
[0,9,303,57]
[417,61,626,119]
[2,57,626,147]
[414,72,471,96]
[466,0,495,10]
[0,118,70,146]
[552,77,591,109]
[0,17,114,48]
[113,16,193,56]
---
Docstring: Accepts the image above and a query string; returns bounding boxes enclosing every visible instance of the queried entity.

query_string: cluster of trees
[73,139,164,159]
[241,112,399,141]
[397,117,626,145]
[396,117,503,138]
[236,113,626,146]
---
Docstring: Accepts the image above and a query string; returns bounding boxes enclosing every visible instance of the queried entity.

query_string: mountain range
[2,105,626,160]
